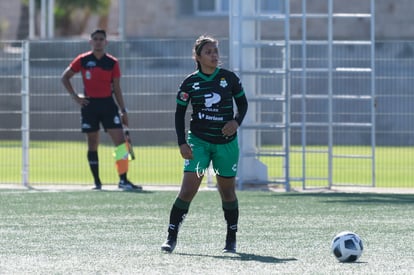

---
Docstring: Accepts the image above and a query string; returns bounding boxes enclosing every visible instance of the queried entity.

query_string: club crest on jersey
[179,92,189,102]
[184,159,190,166]
[86,61,96,68]
[204,92,221,107]
[220,78,228,88]
[114,116,121,125]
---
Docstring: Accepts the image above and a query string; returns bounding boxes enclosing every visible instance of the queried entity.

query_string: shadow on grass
[339,260,367,265]
[176,252,297,264]
[270,192,414,205]
[24,186,153,194]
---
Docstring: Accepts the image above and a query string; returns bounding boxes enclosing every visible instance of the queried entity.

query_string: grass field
[1,141,414,189]
[0,189,413,274]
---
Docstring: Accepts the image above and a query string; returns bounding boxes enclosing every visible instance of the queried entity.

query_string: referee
[61,29,140,191]
[161,35,248,253]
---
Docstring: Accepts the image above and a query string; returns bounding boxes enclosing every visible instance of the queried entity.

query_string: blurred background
[0,0,413,191]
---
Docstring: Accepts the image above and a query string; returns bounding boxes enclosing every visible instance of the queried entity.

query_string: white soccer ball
[331,231,363,262]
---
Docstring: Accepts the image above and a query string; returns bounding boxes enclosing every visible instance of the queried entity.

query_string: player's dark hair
[90,29,106,38]
[193,35,218,70]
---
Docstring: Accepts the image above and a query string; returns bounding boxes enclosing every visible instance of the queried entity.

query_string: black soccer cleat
[118,180,142,191]
[223,240,236,253]
[92,183,102,190]
[161,238,177,253]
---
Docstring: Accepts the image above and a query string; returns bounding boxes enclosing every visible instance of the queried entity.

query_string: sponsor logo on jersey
[204,107,219,112]
[198,112,223,121]
[204,92,221,107]
[192,82,200,90]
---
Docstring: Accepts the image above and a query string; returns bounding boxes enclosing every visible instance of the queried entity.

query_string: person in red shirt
[61,29,140,191]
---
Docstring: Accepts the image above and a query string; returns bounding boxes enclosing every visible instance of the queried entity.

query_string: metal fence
[0,39,413,190]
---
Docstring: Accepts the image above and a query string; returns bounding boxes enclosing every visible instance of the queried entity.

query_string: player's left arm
[221,94,248,138]
[112,77,128,127]
[231,72,248,126]
[234,93,248,126]
[221,73,248,137]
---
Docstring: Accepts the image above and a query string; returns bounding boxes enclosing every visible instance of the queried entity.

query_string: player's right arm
[175,104,193,160]
[61,66,88,107]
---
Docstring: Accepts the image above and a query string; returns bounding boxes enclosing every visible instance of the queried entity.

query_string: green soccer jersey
[176,67,245,144]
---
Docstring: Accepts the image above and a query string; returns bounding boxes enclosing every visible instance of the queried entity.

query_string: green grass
[0,189,413,274]
[0,140,184,185]
[1,140,414,188]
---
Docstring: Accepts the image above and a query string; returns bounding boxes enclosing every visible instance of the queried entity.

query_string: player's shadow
[24,186,153,194]
[176,252,297,264]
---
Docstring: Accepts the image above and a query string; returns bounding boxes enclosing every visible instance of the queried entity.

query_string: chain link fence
[0,39,413,190]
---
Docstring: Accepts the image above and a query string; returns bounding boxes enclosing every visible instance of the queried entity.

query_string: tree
[19,0,112,37]
[53,0,111,36]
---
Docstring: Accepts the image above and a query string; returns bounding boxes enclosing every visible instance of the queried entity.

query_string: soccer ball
[331,231,363,262]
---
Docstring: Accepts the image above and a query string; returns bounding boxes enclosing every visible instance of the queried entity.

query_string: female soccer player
[161,35,248,253]
[61,29,140,191]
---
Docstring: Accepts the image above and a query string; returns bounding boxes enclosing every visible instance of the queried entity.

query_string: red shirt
[70,51,121,98]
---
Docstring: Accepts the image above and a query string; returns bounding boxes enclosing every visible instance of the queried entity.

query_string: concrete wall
[121,0,414,40]
[1,1,414,40]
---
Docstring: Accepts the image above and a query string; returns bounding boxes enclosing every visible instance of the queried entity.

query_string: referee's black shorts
[80,97,123,133]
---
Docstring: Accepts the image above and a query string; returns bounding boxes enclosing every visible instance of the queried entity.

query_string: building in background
[0,0,413,40]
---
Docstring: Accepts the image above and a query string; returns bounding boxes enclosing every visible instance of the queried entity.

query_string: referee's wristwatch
[120,108,128,114]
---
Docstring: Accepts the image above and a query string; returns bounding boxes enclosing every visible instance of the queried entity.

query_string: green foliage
[26,0,111,14]
[21,0,112,35]
[53,0,111,15]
